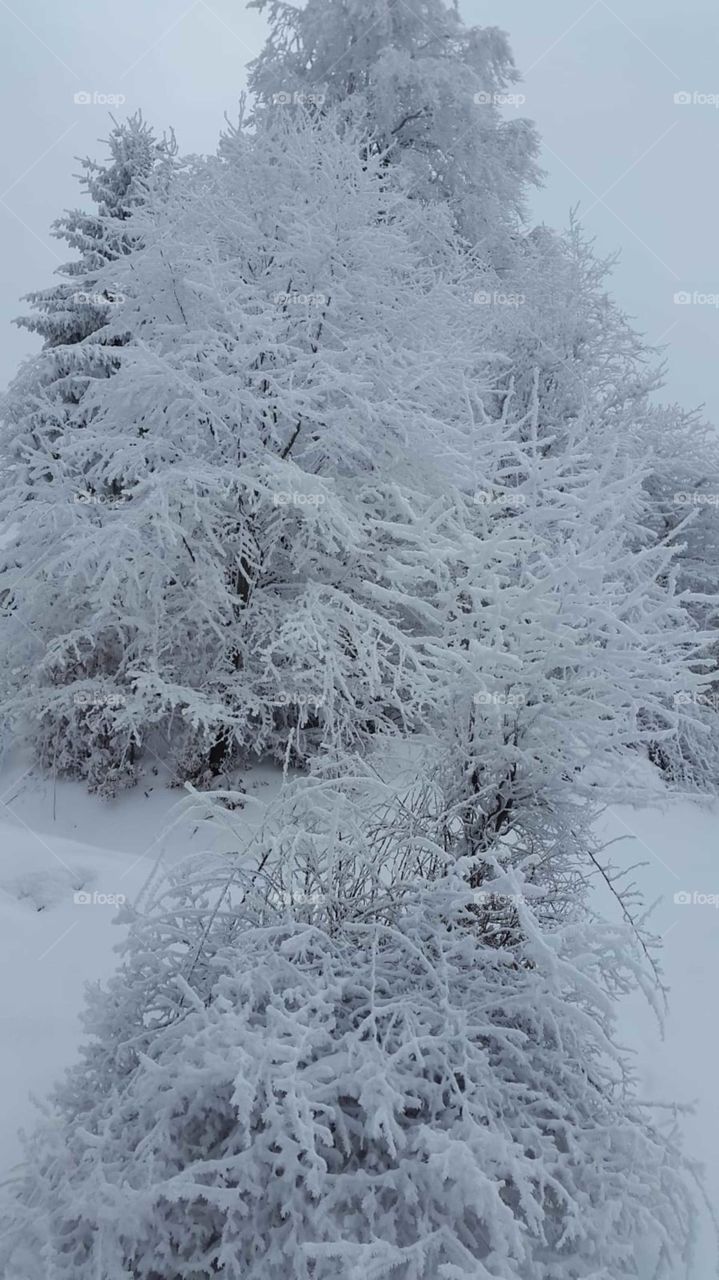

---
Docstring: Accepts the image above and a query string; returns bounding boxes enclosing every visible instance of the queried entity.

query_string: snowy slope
[0,762,716,1265]
[0,757,278,1170]
[0,822,149,1169]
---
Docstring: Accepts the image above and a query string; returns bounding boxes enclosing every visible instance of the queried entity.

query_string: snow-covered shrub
[0,846,697,1280]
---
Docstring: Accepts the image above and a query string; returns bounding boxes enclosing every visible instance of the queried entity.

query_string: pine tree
[0,115,178,787]
[16,112,176,349]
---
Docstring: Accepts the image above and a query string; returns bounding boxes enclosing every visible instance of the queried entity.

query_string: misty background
[1,0,717,421]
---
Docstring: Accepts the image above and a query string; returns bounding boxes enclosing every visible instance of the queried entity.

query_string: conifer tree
[0,115,178,786]
[17,112,176,349]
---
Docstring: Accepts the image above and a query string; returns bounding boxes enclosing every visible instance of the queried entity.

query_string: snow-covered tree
[248,0,541,261]
[472,213,719,782]
[0,115,179,778]
[16,112,176,350]
[1,114,177,466]
[2,105,715,799]
[248,0,719,772]
[0,109,508,791]
[0,13,717,1271]
[0,767,702,1280]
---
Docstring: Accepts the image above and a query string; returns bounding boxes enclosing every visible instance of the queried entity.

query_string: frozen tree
[16,112,176,350]
[3,11,715,795]
[5,105,711,794]
[248,0,541,261]
[0,115,178,781]
[476,214,719,781]
[630,401,719,778]
[2,261,714,1264]
[0,15,716,1270]
[0,765,703,1280]
[2,105,715,798]
[248,0,719,773]
[2,114,177,472]
[0,108,510,790]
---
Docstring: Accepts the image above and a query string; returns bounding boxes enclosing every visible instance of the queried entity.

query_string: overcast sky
[1,0,717,421]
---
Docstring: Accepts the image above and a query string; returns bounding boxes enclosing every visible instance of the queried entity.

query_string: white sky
[1,0,717,420]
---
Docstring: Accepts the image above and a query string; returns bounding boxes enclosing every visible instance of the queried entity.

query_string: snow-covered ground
[0,759,716,1266]
[0,756,278,1168]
